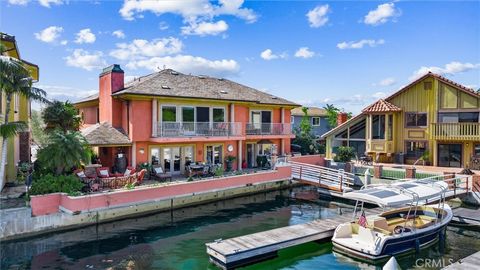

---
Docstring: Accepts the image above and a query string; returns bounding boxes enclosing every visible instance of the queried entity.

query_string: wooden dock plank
[443,251,480,270]
[206,209,380,269]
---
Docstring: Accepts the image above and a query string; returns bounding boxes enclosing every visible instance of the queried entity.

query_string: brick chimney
[99,64,124,127]
[337,112,348,126]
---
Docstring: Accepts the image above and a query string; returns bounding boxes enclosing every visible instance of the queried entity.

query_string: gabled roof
[75,93,99,104]
[81,122,131,146]
[291,106,327,116]
[362,99,401,114]
[113,69,299,106]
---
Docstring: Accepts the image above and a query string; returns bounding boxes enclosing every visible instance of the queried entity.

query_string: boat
[332,179,453,262]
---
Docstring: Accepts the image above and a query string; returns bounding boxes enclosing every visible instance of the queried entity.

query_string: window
[206,145,223,164]
[312,117,320,126]
[162,106,176,122]
[182,107,194,122]
[151,148,160,165]
[213,108,225,122]
[387,114,393,141]
[405,141,427,159]
[196,107,210,122]
[291,116,294,123]
[475,144,480,157]
[406,113,427,127]
[438,112,479,123]
[372,115,385,139]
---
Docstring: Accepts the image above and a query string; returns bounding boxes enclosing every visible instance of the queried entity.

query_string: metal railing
[246,123,292,135]
[156,122,243,137]
[432,122,480,141]
[290,161,355,192]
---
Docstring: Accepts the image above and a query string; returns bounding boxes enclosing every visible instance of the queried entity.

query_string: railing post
[299,166,303,179]
[339,169,344,192]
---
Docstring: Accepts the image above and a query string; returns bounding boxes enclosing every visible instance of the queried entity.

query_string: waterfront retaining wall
[2,166,293,241]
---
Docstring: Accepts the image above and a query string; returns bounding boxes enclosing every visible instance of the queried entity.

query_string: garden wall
[290,155,325,166]
[31,166,292,216]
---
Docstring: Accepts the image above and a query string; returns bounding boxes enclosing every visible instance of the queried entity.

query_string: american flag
[358,210,368,227]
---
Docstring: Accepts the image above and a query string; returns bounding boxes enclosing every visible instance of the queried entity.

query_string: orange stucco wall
[129,100,152,141]
[99,72,124,128]
[79,106,98,125]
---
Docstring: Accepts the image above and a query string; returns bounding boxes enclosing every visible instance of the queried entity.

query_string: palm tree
[0,51,47,190]
[36,131,91,175]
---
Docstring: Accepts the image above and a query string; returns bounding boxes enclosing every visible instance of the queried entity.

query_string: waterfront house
[322,72,480,168]
[0,33,39,183]
[74,64,298,175]
[291,106,331,139]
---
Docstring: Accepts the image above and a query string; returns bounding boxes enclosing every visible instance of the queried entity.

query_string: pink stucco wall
[30,166,291,216]
[290,155,325,166]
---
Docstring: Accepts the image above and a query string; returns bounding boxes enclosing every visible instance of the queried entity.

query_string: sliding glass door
[438,144,462,167]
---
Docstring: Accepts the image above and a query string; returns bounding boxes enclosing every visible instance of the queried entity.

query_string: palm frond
[0,121,27,138]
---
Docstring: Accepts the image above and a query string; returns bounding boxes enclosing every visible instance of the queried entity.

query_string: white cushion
[99,169,109,177]
[77,171,86,178]
[124,168,131,176]
[154,167,164,174]
[357,226,376,244]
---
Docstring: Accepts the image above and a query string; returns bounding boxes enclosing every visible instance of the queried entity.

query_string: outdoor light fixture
[139,148,145,154]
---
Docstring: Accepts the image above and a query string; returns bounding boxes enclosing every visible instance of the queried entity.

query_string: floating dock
[442,251,480,269]
[451,207,480,226]
[206,208,381,269]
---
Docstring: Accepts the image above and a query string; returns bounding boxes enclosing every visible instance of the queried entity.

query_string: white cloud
[372,91,388,99]
[64,49,107,71]
[306,4,330,28]
[126,55,240,78]
[294,47,315,59]
[38,0,63,8]
[374,77,396,87]
[159,21,169,30]
[410,61,480,80]
[112,30,126,39]
[60,40,68,45]
[110,37,183,60]
[119,0,257,22]
[364,2,400,26]
[260,49,287,60]
[36,84,97,101]
[75,28,96,44]
[8,0,29,5]
[34,26,63,43]
[181,20,229,36]
[337,39,385,49]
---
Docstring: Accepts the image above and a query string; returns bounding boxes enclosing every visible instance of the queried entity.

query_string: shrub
[214,167,224,177]
[29,174,84,196]
[334,146,356,163]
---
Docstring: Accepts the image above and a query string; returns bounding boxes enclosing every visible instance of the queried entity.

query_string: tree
[30,110,49,147]
[299,107,311,136]
[0,50,47,189]
[292,107,324,155]
[323,104,353,128]
[42,100,81,134]
[36,131,91,175]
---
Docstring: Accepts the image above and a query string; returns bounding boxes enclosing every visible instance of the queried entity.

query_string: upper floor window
[372,115,385,139]
[213,108,225,122]
[406,112,427,127]
[438,112,479,123]
[162,106,176,122]
[312,117,320,126]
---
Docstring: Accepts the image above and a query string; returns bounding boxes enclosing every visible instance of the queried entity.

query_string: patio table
[189,165,205,177]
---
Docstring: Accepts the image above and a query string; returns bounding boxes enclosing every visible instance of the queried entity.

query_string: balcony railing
[432,122,480,141]
[246,123,292,136]
[157,122,242,137]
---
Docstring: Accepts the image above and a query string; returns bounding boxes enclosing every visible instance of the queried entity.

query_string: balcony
[246,123,292,136]
[156,122,243,137]
[432,122,480,141]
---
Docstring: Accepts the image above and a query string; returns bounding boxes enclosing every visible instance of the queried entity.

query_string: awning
[81,122,131,147]
[257,139,273,144]
[343,179,448,207]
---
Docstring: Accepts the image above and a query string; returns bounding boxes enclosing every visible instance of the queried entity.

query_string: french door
[438,144,462,167]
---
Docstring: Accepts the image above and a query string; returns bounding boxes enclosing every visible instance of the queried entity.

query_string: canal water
[2,186,479,270]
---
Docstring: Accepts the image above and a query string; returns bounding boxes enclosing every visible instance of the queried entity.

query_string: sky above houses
[2,0,479,113]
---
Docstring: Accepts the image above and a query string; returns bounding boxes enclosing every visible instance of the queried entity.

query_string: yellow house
[323,72,480,168]
[1,33,39,183]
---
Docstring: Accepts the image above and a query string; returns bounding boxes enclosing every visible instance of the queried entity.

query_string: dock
[206,208,381,269]
[451,207,480,226]
[442,251,480,269]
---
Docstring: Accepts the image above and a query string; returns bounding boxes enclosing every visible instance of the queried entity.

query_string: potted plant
[420,150,430,166]
[336,146,356,172]
[224,155,236,172]
[137,162,152,180]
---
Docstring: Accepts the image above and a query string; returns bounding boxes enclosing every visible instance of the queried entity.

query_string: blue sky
[2,0,479,113]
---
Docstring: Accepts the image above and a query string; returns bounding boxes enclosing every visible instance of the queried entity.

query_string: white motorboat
[332,179,453,262]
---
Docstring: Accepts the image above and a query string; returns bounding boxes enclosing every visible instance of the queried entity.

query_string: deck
[451,207,480,226]
[205,208,382,269]
[443,251,480,269]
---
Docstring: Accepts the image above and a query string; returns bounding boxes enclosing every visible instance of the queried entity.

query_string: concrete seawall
[1,175,294,241]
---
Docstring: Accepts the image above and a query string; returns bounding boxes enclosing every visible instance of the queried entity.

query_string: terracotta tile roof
[113,69,299,106]
[81,122,131,146]
[291,106,327,116]
[362,99,402,113]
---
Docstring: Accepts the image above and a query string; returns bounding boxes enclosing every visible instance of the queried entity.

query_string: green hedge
[29,174,83,196]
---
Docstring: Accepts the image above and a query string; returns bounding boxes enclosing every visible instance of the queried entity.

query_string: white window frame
[212,106,226,123]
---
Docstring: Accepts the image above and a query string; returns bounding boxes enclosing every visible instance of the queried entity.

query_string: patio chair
[96,167,111,178]
[135,169,147,186]
[202,165,211,177]
[74,169,97,192]
[152,165,172,182]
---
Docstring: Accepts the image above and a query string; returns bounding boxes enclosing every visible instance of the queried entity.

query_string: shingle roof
[81,122,131,146]
[113,69,299,106]
[362,99,402,113]
[75,93,99,104]
[291,106,327,116]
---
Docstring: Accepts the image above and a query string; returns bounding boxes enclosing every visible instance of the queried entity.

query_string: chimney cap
[100,64,124,76]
